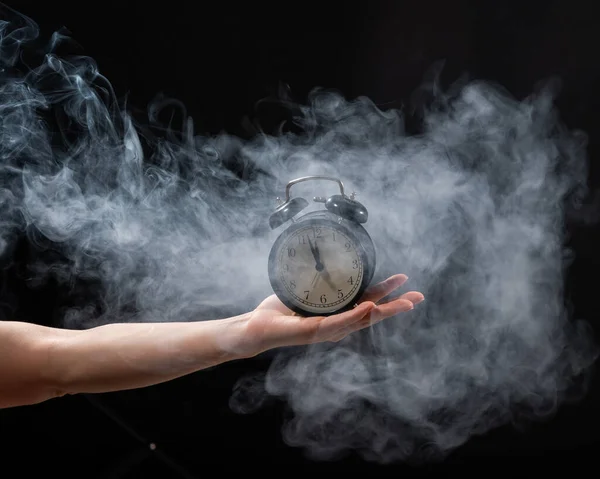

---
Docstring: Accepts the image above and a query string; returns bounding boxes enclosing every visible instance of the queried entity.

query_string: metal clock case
[267,176,376,317]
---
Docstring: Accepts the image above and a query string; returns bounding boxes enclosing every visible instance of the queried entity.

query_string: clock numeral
[298,235,307,245]
[347,276,354,285]
[283,263,289,272]
[332,232,336,242]
[352,259,359,269]
[289,280,296,289]
[304,290,310,300]
[314,227,322,238]
[337,289,343,299]
[345,242,352,252]
[288,248,296,258]
[320,294,327,304]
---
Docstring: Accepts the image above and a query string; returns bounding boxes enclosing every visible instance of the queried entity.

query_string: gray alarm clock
[267,175,376,317]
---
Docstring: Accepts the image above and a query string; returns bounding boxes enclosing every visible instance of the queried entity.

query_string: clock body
[268,210,376,316]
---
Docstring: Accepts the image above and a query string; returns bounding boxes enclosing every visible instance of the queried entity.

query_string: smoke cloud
[1,9,597,464]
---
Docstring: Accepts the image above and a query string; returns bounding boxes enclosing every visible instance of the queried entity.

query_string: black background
[1,0,599,475]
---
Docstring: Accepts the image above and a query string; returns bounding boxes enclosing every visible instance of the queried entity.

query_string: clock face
[273,223,364,314]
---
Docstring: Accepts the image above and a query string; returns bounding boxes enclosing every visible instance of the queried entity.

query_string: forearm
[0,315,255,408]
[47,314,253,396]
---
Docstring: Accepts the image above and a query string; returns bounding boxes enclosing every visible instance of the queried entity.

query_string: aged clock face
[272,223,364,315]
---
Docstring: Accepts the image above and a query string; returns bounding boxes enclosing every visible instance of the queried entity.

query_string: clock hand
[307,237,318,260]
[320,268,337,291]
[309,237,335,289]
[307,237,324,271]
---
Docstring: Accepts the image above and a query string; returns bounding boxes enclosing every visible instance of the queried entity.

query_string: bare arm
[0,314,251,408]
[0,274,424,409]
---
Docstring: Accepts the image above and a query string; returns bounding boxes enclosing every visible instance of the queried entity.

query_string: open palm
[245,274,424,354]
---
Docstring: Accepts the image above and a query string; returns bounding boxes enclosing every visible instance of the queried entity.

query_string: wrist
[216,313,262,359]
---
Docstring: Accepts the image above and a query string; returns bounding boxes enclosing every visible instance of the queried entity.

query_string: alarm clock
[267,175,376,317]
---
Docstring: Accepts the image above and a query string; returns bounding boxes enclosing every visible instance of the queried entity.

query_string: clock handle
[281,175,345,203]
[281,176,368,224]
[269,176,343,230]
[270,175,368,229]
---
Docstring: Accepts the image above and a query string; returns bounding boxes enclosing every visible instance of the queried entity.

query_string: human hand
[242,274,424,355]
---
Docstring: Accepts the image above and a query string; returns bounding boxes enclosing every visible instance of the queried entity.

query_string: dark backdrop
[1,0,599,476]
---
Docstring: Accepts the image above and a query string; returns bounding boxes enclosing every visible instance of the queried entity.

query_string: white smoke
[0,8,597,464]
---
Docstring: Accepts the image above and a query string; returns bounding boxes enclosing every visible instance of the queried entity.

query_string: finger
[324,297,416,342]
[360,274,408,304]
[393,291,425,305]
[352,298,414,328]
[317,301,375,337]
[329,293,422,341]
[369,298,415,323]
[328,316,372,342]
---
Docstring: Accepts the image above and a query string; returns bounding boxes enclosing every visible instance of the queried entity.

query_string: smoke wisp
[1,9,597,464]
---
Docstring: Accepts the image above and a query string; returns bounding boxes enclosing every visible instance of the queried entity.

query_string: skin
[0,274,423,409]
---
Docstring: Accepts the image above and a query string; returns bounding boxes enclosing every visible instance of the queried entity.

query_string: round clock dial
[274,224,364,314]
